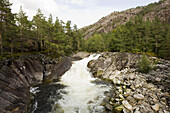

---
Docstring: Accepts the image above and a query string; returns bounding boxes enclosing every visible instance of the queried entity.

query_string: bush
[137,54,152,73]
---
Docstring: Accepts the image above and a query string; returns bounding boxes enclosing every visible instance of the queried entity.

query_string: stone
[105,103,113,111]
[155,77,161,82]
[119,94,124,100]
[143,83,154,89]
[122,100,133,110]
[129,73,135,80]
[152,104,159,112]
[153,98,158,103]
[134,94,144,100]
[114,105,124,112]
[134,110,141,113]
[72,52,90,59]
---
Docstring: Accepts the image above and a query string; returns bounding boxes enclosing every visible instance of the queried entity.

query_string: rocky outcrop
[88,52,170,113]
[0,54,72,113]
[88,52,141,78]
[45,57,72,82]
[82,0,170,39]
[82,8,142,39]
[71,52,91,61]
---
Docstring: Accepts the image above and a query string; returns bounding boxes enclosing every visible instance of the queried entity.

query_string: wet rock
[122,100,133,110]
[152,104,160,112]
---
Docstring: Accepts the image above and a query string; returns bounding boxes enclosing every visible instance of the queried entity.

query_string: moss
[114,105,124,113]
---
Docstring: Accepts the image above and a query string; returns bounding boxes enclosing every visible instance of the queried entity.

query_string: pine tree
[16,6,29,53]
[0,0,14,55]
[32,8,45,51]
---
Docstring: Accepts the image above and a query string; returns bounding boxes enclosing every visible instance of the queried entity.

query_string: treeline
[84,16,170,59]
[0,0,83,57]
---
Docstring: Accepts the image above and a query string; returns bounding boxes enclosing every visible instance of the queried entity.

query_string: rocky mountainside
[81,0,170,39]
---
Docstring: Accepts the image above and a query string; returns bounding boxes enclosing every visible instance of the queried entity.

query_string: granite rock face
[0,54,72,113]
[82,0,170,39]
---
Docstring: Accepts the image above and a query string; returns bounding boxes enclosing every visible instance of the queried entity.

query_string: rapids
[29,54,110,113]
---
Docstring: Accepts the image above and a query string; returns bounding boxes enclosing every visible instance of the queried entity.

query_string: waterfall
[51,54,110,113]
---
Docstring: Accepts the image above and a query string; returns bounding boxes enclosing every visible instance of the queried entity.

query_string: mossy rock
[114,105,124,113]
[97,70,103,76]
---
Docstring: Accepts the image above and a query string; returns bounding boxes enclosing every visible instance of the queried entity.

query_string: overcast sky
[9,0,160,28]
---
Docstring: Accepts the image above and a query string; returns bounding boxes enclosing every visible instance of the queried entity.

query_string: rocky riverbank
[0,54,72,113]
[88,52,170,113]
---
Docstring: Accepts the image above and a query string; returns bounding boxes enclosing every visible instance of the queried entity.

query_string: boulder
[45,57,72,82]
[122,100,133,110]
[152,104,160,111]
[134,94,144,100]
[72,52,91,60]
[88,52,141,78]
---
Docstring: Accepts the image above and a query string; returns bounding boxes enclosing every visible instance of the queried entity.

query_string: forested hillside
[81,0,170,59]
[0,0,83,58]
[0,0,169,59]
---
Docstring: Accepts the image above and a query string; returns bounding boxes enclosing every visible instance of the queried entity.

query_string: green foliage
[0,0,83,58]
[85,34,106,52]
[137,55,152,73]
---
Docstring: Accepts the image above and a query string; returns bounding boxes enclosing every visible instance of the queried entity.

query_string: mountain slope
[81,0,170,39]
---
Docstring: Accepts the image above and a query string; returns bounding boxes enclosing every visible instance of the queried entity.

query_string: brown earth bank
[0,54,72,113]
[88,52,170,113]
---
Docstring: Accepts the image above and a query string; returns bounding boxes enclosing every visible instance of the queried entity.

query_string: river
[29,54,110,113]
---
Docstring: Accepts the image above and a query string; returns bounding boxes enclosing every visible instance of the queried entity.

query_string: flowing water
[29,54,110,113]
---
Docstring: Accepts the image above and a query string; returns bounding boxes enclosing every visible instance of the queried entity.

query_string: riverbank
[0,52,169,113]
[88,52,170,113]
[0,54,72,113]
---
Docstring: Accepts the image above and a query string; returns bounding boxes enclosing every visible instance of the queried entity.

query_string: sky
[9,0,160,28]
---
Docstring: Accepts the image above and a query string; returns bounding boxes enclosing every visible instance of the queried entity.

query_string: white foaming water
[52,54,110,113]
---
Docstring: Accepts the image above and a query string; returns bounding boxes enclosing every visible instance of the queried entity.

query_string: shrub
[137,54,152,73]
